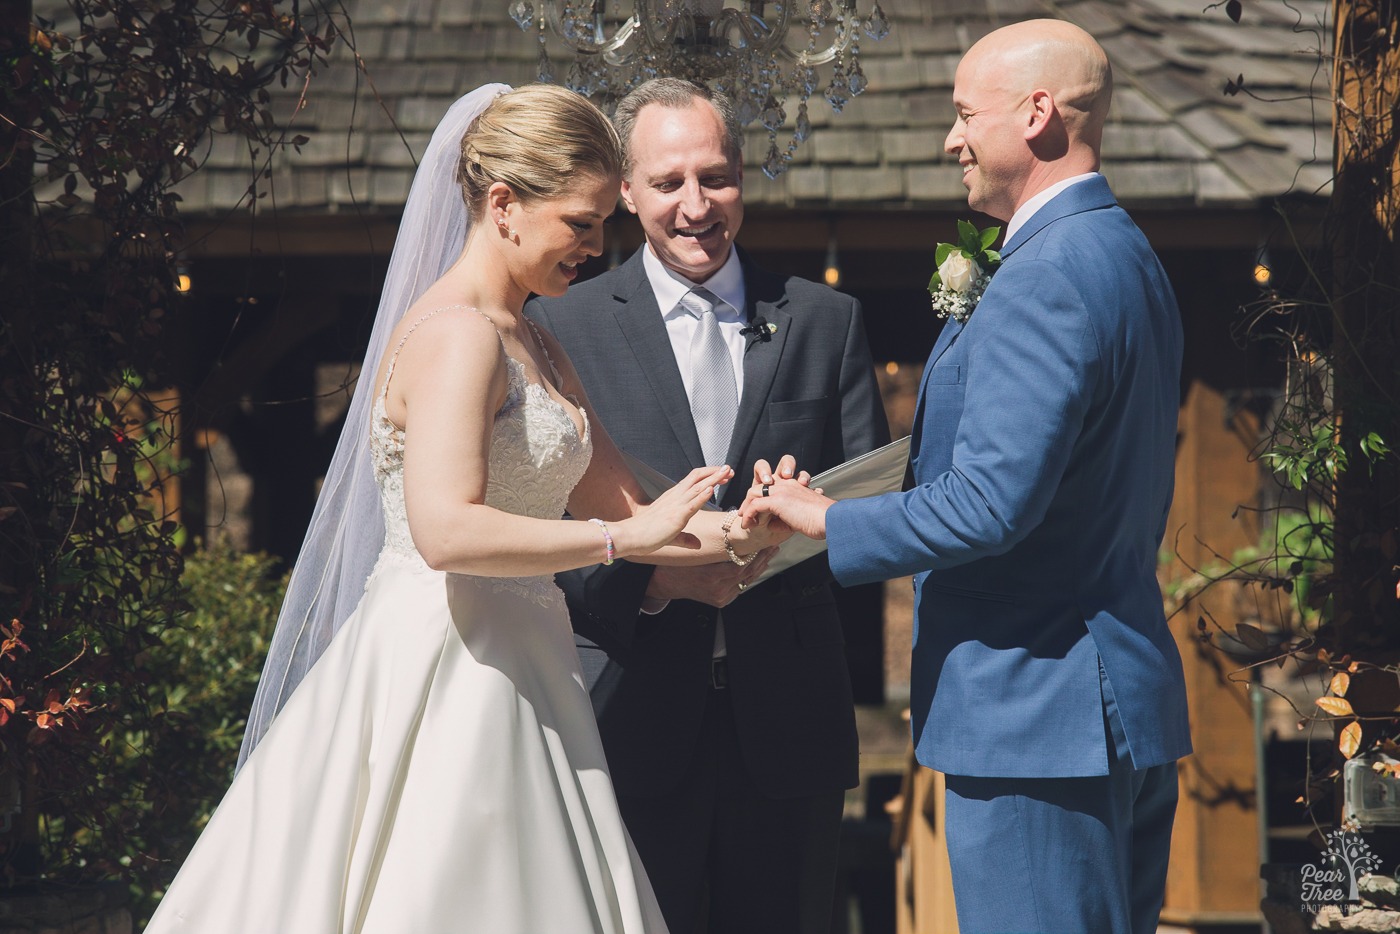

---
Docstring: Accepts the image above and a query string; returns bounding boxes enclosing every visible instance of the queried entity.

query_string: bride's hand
[613,465,733,557]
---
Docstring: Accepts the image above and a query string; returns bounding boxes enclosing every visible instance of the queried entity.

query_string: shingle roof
[45,0,1336,215]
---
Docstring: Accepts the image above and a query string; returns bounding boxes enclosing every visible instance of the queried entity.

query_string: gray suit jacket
[526,246,889,798]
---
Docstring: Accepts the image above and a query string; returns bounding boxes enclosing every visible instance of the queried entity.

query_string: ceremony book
[620,435,911,584]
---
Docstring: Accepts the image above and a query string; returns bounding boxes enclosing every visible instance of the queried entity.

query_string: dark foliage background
[0,0,341,902]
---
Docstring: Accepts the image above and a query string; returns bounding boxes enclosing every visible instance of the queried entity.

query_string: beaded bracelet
[588,518,615,566]
[721,509,756,567]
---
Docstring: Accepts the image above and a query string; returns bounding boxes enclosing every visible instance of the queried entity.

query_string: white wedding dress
[147,312,668,933]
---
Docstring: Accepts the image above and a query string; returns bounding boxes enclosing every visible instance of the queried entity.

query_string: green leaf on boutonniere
[980,226,1000,250]
[957,219,981,255]
[934,242,956,267]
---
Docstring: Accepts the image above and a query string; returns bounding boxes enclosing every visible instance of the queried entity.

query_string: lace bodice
[368,308,593,603]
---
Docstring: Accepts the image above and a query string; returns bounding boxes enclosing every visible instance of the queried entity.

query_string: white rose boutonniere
[928,220,1002,323]
[937,252,981,293]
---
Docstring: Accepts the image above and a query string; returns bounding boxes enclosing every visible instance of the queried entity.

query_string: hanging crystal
[561,1,582,41]
[824,57,850,113]
[846,39,868,96]
[537,38,555,83]
[566,58,589,94]
[794,101,812,142]
[737,96,760,126]
[864,1,890,41]
[846,61,868,96]
[761,141,785,179]
[760,95,786,132]
[509,0,534,31]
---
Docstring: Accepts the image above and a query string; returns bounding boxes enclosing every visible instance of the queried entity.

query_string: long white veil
[238,84,511,767]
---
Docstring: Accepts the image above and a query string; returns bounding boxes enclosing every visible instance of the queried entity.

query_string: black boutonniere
[740,317,778,348]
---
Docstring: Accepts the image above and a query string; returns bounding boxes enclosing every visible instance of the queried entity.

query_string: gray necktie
[680,288,738,468]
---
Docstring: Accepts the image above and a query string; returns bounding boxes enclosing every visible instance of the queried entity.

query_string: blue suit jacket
[828,176,1192,778]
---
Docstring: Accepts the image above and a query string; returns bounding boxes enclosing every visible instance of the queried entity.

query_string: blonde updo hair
[458,84,622,222]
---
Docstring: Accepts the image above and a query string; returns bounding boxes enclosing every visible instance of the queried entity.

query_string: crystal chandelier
[508,0,891,178]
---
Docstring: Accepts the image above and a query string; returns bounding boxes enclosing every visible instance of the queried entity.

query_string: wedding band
[761,484,770,497]
[737,581,748,592]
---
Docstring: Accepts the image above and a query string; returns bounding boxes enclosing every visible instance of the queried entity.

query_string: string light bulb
[823,234,841,288]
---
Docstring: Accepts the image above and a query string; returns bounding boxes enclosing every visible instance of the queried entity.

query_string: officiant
[525,78,889,934]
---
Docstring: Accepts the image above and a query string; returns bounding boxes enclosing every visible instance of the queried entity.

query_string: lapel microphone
[740,316,774,343]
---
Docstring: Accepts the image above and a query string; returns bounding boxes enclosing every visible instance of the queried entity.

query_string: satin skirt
[146,558,667,934]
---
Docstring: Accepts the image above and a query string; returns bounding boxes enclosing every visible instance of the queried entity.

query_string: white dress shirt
[1004,172,1101,245]
[642,243,747,407]
[638,244,747,653]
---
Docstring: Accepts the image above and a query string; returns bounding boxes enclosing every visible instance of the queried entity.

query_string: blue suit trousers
[943,669,1179,934]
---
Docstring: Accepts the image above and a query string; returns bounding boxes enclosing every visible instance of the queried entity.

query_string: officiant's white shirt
[639,243,747,653]
[1004,172,1100,244]
[643,243,747,406]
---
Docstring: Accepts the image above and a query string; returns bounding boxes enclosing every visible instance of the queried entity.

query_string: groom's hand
[741,457,833,541]
[740,456,811,529]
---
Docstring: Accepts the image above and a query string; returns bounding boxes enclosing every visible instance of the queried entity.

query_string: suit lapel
[609,254,707,467]
[908,316,964,480]
[726,260,790,475]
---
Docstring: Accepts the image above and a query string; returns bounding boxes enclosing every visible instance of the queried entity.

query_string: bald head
[967,19,1112,143]
[944,19,1113,220]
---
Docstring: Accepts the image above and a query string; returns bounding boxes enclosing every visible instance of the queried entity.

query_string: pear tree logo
[1300,830,1384,912]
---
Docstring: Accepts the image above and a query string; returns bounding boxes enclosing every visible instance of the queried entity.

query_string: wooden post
[892,755,959,934]
[1159,380,1266,928]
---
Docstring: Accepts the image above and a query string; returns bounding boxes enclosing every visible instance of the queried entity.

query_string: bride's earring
[497,217,517,240]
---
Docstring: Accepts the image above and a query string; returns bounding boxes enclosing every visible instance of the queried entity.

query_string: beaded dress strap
[524,318,565,390]
[379,304,505,404]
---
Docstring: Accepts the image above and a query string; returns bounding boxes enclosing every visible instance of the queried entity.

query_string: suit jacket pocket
[925,364,961,385]
[769,396,830,422]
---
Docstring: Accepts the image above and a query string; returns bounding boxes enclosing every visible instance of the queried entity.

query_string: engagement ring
[737,581,748,592]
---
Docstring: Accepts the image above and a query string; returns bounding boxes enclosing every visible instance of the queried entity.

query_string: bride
[145,84,784,933]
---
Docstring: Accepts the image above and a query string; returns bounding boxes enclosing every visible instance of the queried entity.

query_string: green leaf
[934,243,955,266]
[979,226,1001,250]
[928,272,943,292]
[957,220,980,254]
[1360,431,1390,461]
[983,249,1001,267]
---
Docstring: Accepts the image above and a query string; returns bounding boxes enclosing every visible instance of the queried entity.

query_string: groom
[527,79,888,933]
[744,20,1191,934]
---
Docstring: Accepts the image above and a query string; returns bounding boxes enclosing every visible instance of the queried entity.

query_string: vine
[1188,0,1400,833]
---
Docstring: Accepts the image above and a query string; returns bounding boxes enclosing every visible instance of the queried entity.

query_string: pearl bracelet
[721,509,756,567]
[588,518,615,566]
